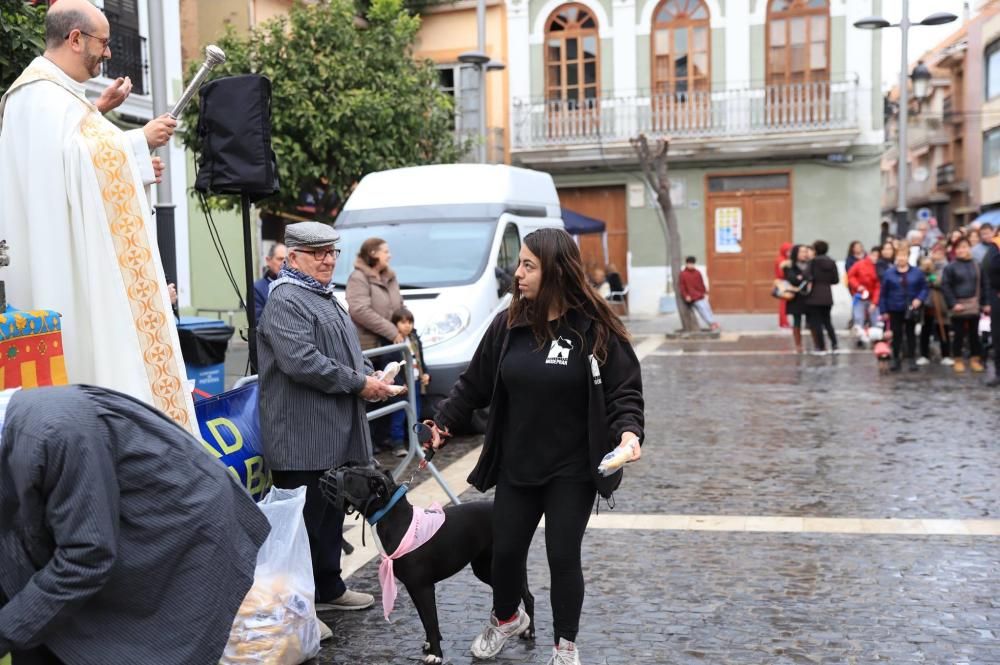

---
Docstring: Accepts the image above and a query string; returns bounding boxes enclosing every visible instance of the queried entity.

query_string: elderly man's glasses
[300,248,341,261]
[67,31,111,50]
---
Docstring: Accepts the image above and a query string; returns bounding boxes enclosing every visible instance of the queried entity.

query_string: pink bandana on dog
[377,503,446,620]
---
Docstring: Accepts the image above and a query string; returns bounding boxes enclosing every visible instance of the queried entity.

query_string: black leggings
[492,479,596,643]
[807,305,838,351]
[919,309,950,359]
[889,311,917,360]
[951,317,982,359]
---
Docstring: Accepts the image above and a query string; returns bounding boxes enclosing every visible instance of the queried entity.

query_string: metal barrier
[363,342,461,505]
[233,342,462,505]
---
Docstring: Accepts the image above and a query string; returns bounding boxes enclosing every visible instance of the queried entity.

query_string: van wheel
[470,408,489,434]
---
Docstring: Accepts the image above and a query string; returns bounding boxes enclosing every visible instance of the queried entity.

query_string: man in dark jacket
[253,242,286,321]
[803,240,840,354]
[257,221,396,614]
[0,385,270,665]
[984,238,1000,386]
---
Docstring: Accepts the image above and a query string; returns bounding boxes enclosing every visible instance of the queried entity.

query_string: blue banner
[195,382,271,501]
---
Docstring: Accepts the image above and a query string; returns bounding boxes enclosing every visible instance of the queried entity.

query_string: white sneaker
[317,619,333,642]
[941,357,955,366]
[547,638,582,665]
[916,357,930,366]
[810,350,828,356]
[470,608,531,659]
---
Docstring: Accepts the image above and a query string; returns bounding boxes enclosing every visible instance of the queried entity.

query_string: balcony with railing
[512,79,859,152]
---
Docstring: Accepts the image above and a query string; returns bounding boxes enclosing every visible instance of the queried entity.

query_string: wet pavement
[311,331,999,664]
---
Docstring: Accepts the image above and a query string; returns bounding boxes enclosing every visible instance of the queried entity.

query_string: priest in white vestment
[0,0,196,431]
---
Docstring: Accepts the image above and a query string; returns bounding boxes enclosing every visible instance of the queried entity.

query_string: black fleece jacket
[434,308,645,499]
[942,258,987,311]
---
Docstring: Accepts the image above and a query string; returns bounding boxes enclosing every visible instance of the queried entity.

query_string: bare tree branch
[630,133,699,332]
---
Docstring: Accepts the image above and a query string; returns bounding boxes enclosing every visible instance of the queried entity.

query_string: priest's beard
[86,52,106,78]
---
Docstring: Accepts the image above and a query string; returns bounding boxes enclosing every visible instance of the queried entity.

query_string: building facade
[414,0,510,163]
[882,2,1000,233]
[981,9,1000,210]
[507,0,884,314]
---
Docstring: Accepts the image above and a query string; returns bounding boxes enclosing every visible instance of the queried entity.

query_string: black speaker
[194,74,279,200]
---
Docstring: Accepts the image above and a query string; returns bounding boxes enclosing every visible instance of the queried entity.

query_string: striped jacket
[0,386,269,664]
[257,278,374,471]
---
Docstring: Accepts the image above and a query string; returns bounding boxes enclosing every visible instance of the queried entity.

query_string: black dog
[320,464,535,664]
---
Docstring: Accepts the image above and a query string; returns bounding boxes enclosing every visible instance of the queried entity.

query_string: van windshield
[330,220,497,288]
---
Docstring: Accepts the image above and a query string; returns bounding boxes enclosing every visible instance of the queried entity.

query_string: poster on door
[714,207,743,253]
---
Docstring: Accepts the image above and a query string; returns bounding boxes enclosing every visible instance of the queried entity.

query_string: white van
[332,164,564,401]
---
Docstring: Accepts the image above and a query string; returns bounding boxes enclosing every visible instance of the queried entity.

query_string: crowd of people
[775,219,999,384]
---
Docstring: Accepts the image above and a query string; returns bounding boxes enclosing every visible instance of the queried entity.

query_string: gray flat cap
[284,221,340,249]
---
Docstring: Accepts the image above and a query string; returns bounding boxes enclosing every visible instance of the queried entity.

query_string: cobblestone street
[316,332,1000,664]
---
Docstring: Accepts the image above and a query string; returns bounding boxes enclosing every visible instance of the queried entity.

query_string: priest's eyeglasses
[67,31,111,50]
[301,248,341,261]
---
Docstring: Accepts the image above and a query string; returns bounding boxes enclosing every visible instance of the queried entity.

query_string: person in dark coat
[880,249,930,371]
[984,237,1000,386]
[876,241,895,282]
[803,240,840,354]
[942,237,989,373]
[257,221,396,616]
[253,242,287,321]
[0,385,270,665]
[781,244,811,353]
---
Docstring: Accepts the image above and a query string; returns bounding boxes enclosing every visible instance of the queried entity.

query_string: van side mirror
[495,266,513,298]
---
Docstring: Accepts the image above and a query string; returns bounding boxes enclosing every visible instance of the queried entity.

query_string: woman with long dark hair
[781,244,811,353]
[876,241,895,282]
[845,240,865,273]
[424,228,645,665]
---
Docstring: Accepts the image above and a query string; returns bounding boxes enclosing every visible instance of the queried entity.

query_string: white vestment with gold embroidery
[0,57,196,430]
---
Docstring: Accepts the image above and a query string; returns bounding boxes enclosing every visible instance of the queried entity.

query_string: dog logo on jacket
[545,336,573,366]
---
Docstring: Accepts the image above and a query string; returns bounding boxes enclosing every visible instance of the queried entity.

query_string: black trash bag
[177,324,235,366]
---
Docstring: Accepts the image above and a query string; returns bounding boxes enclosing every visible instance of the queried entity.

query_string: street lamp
[458,50,490,163]
[911,61,932,101]
[854,2,957,237]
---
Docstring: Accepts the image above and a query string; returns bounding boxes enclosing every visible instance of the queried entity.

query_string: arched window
[651,0,710,95]
[766,0,829,86]
[545,4,600,108]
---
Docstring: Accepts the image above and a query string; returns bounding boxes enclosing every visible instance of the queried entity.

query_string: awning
[975,208,1000,225]
[562,208,606,235]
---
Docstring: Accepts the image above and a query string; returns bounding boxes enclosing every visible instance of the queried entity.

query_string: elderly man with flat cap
[258,221,396,613]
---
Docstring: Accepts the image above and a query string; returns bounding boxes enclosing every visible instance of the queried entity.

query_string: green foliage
[0,0,46,92]
[179,0,467,220]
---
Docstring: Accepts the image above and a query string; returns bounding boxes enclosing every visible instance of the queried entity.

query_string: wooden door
[557,186,629,283]
[705,173,791,312]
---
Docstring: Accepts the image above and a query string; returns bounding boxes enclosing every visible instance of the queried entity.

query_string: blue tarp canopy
[562,208,606,235]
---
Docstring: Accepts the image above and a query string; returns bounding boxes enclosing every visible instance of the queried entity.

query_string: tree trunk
[630,134,699,332]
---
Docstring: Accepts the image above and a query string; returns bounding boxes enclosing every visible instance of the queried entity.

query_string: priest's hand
[152,156,165,184]
[144,114,177,150]
[95,77,132,113]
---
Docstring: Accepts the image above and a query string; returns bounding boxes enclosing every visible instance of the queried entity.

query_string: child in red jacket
[847,246,881,342]
[679,256,720,331]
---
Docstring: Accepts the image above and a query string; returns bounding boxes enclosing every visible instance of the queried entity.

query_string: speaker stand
[241,193,259,374]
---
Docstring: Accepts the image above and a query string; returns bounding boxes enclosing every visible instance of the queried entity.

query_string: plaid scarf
[272,265,337,296]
